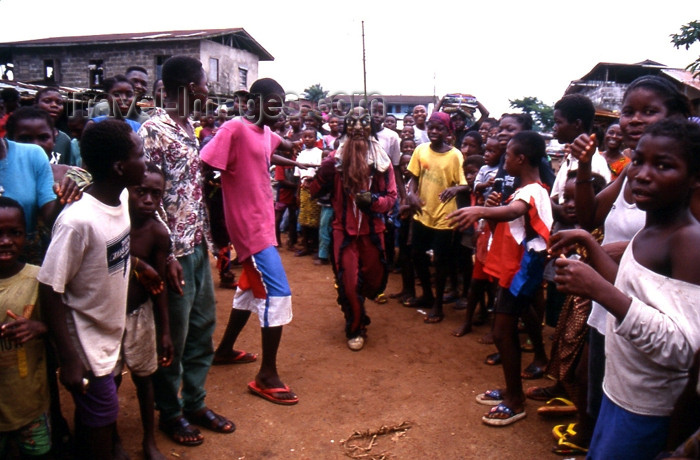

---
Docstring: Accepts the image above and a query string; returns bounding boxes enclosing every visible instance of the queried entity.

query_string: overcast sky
[0,0,697,116]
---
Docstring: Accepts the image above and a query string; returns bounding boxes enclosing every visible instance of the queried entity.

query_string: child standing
[404,112,467,322]
[294,128,323,257]
[0,197,51,459]
[38,119,145,459]
[551,119,700,460]
[473,137,502,206]
[120,163,175,456]
[393,141,417,305]
[274,149,299,250]
[451,145,500,336]
[451,154,485,309]
[448,131,553,426]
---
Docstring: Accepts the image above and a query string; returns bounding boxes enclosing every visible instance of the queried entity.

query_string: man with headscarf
[307,107,397,351]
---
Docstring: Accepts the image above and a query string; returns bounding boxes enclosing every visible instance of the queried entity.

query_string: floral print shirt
[138,108,210,257]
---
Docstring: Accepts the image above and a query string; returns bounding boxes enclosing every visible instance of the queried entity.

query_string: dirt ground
[71,247,586,460]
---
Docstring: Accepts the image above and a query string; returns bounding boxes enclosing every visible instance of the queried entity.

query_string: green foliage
[302,83,328,103]
[509,97,554,132]
[670,20,700,77]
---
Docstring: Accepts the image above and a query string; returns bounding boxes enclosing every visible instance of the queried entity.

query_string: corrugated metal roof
[0,28,274,61]
[660,68,700,92]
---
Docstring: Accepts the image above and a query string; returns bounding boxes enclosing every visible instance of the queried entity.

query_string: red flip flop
[247,381,299,405]
[212,350,257,365]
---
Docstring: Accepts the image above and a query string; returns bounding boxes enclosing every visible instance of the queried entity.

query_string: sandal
[521,338,534,352]
[475,389,504,406]
[552,436,588,455]
[525,385,567,401]
[373,293,388,304]
[212,350,257,365]
[537,397,577,417]
[423,313,444,324]
[158,416,204,446]
[402,296,433,308]
[184,408,235,434]
[521,362,545,379]
[552,422,578,440]
[484,352,501,365]
[481,403,526,426]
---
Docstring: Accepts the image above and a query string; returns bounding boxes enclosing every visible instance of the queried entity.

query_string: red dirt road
[86,248,584,459]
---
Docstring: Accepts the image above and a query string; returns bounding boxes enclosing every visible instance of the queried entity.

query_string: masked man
[307,107,397,351]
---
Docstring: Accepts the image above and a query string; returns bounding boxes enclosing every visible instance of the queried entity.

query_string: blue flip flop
[482,403,527,426]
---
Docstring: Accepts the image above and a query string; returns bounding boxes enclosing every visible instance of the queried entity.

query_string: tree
[671,20,700,77]
[302,83,328,103]
[509,97,554,132]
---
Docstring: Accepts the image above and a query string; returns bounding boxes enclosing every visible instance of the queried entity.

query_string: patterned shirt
[138,108,210,257]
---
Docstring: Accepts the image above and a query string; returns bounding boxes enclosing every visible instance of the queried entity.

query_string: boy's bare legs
[254,326,296,400]
[453,279,487,336]
[521,304,548,373]
[426,263,448,321]
[274,209,284,246]
[132,374,167,460]
[492,312,525,412]
[214,309,252,362]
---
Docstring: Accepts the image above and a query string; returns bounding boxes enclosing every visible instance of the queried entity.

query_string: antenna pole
[362,21,367,106]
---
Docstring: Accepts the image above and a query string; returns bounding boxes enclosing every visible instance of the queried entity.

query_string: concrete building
[564,60,700,118]
[0,28,273,99]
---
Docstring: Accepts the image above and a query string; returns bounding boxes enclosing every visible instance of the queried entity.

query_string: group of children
[270,78,700,459]
[2,66,700,460]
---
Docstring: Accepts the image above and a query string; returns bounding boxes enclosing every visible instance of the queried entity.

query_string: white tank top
[588,177,646,333]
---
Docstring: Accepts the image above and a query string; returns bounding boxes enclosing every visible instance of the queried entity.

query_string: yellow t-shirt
[407,144,466,230]
[0,264,48,431]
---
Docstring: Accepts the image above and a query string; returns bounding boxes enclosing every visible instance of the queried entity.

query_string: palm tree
[302,83,328,103]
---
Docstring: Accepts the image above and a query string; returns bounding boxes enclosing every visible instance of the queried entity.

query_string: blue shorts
[233,246,293,328]
[588,394,670,460]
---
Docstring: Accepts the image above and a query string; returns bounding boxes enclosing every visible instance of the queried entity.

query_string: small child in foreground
[117,162,174,457]
[0,197,50,458]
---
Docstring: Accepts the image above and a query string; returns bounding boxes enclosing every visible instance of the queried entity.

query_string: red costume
[309,139,397,342]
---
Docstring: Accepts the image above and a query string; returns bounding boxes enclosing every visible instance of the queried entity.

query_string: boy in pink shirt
[200,78,303,405]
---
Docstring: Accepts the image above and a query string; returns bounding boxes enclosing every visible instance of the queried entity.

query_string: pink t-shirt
[200,118,282,261]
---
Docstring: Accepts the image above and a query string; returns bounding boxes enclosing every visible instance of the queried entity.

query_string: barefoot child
[38,119,146,459]
[119,162,175,456]
[448,131,553,426]
[551,118,700,460]
[0,198,51,459]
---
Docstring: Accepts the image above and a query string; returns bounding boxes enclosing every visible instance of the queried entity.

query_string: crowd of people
[0,54,699,460]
